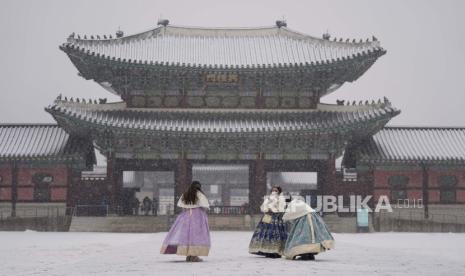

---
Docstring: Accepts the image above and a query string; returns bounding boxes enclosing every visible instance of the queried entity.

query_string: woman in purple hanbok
[160,181,210,262]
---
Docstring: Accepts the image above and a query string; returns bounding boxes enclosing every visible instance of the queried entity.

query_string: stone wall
[374,205,465,232]
[0,202,67,218]
[376,217,465,232]
[0,164,70,202]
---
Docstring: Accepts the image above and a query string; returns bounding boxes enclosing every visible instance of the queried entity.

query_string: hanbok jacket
[177,191,210,209]
[260,194,286,213]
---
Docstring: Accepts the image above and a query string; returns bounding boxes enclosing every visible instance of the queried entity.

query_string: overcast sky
[1,0,464,127]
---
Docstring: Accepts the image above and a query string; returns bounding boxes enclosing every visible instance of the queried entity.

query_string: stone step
[320,215,360,233]
[69,214,369,233]
[70,215,255,233]
[69,216,170,233]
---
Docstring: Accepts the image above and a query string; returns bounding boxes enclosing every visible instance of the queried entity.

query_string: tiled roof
[62,25,384,68]
[358,127,465,164]
[0,124,91,162]
[46,99,399,136]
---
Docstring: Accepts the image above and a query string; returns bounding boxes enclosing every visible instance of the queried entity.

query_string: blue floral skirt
[284,213,335,259]
[249,212,287,256]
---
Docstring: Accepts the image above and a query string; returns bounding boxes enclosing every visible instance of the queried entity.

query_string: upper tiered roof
[59,21,387,102]
[63,23,384,68]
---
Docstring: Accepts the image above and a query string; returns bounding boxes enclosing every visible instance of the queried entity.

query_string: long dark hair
[182,181,203,205]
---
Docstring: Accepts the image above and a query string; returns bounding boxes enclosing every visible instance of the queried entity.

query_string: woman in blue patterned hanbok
[248,186,287,258]
[283,199,334,260]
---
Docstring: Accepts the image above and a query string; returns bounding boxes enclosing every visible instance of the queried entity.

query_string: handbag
[262,214,272,224]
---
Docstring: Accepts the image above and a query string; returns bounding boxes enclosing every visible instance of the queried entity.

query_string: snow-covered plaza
[1,231,464,276]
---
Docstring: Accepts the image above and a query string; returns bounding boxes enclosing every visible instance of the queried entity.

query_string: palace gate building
[43,20,401,213]
[1,21,464,222]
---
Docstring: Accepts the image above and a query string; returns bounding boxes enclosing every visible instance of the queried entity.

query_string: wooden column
[65,167,82,214]
[324,156,337,197]
[66,167,73,209]
[256,89,264,108]
[316,160,326,197]
[366,164,376,211]
[153,184,160,215]
[174,158,192,213]
[11,162,18,218]
[114,170,123,213]
[107,155,115,206]
[249,155,267,214]
[107,155,123,212]
[221,186,231,206]
[421,162,429,219]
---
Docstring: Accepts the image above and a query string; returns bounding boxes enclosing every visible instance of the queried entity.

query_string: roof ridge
[61,23,385,71]
[384,125,465,130]
[66,23,380,48]
[167,24,278,31]
[0,123,59,127]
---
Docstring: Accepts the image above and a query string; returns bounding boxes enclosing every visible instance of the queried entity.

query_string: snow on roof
[64,24,383,67]
[46,99,399,135]
[359,126,465,164]
[0,124,90,162]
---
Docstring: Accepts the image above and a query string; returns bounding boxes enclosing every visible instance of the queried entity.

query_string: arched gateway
[46,21,399,214]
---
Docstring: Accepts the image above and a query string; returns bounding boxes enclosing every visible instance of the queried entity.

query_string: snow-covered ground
[1,231,464,276]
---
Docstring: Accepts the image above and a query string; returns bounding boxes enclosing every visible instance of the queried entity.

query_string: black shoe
[299,254,315,261]
[265,253,281,258]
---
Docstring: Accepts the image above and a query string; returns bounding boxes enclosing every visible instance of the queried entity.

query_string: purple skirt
[160,208,211,256]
